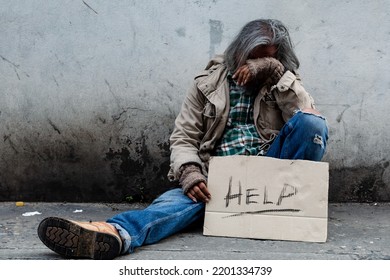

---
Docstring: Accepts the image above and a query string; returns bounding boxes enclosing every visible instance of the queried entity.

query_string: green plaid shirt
[214,74,267,156]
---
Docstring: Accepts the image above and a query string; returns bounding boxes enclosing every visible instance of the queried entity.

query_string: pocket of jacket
[260,100,284,130]
[203,101,216,117]
[202,102,216,130]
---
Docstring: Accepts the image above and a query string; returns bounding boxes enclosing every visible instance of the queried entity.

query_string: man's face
[248,45,278,59]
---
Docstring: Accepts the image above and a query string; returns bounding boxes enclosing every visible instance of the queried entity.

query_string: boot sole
[37,217,120,260]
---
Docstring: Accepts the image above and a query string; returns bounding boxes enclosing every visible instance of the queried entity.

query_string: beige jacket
[168,56,315,181]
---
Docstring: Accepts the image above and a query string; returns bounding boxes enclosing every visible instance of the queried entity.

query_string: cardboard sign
[203,156,329,242]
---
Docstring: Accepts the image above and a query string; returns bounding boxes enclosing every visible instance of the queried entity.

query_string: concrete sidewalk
[0,202,389,260]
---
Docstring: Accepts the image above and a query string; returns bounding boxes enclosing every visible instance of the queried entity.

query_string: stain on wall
[329,162,390,202]
[209,19,223,58]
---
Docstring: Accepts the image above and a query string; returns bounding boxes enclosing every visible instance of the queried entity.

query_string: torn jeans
[266,110,328,160]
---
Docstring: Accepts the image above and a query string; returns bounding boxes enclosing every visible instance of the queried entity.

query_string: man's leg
[38,188,205,259]
[107,188,205,254]
[266,111,328,160]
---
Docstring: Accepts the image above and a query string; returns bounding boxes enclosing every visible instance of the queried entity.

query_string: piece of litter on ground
[73,209,83,213]
[15,201,24,207]
[22,211,42,217]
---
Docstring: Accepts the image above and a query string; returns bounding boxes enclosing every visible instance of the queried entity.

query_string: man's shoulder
[194,55,227,82]
[205,55,225,70]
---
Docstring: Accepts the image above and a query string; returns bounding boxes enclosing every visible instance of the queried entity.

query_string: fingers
[198,182,211,199]
[187,191,198,203]
[186,182,211,203]
[233,65,252,86]
[271,68,283,83]
[269,63,284,84]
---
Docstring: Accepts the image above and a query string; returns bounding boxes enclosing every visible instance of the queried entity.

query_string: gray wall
[1,0,389,202]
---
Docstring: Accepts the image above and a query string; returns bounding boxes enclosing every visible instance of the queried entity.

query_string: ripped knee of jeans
[313,134,325,149]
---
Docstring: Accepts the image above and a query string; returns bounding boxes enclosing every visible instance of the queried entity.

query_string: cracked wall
[0,0,389,202]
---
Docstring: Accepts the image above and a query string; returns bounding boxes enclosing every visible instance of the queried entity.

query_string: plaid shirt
[214,74,268,156]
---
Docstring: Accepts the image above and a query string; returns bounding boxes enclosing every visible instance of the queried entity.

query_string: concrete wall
[1,0,389,202]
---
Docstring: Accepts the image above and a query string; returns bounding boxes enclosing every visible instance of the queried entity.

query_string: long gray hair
[224,19,299,73]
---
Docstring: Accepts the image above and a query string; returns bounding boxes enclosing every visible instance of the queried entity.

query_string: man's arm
[179,163,211,202]
[233,57,284,86]
[169,82,211,203]
[169,82,205,178]
[233,57,316,120]
[273,71,316,121]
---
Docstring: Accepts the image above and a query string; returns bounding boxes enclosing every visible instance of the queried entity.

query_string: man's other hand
[232,64,253,86]
[186,182,211,203]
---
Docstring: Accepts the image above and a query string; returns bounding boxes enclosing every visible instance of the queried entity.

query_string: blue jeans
[107,111,328,254]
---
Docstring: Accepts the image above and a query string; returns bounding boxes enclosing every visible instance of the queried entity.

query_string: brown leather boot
[38,217,122,259]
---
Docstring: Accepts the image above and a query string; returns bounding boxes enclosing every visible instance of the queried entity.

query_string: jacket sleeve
[168,81,206,181]
[273,70,315,122]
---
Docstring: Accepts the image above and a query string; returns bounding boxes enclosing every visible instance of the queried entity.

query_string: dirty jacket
[168,55,315,181]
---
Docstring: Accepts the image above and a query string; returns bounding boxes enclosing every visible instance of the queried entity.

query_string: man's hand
[186,182,211,203]
[179,163,210,203]
[232,64,253,86]
[245,57,285,85]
